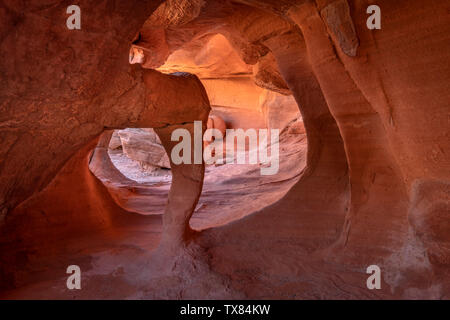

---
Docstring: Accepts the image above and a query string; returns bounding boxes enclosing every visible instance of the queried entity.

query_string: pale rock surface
[118,128,171,170]
[109,130,123,150]
[260,89,300,131]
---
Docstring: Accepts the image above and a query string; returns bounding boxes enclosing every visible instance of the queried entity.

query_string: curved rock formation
[0,0,449,299]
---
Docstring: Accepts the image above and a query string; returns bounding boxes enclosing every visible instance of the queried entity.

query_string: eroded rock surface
[0,0,449,299]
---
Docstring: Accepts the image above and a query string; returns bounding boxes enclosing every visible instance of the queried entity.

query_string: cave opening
[91,29,307,230]
[1,0,314,299]
[89,25,308,231]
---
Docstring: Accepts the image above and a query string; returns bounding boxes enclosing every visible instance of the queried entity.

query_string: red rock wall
[0,0,449,298]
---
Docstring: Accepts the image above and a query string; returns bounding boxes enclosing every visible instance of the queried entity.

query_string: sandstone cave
[0,0,449,300]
